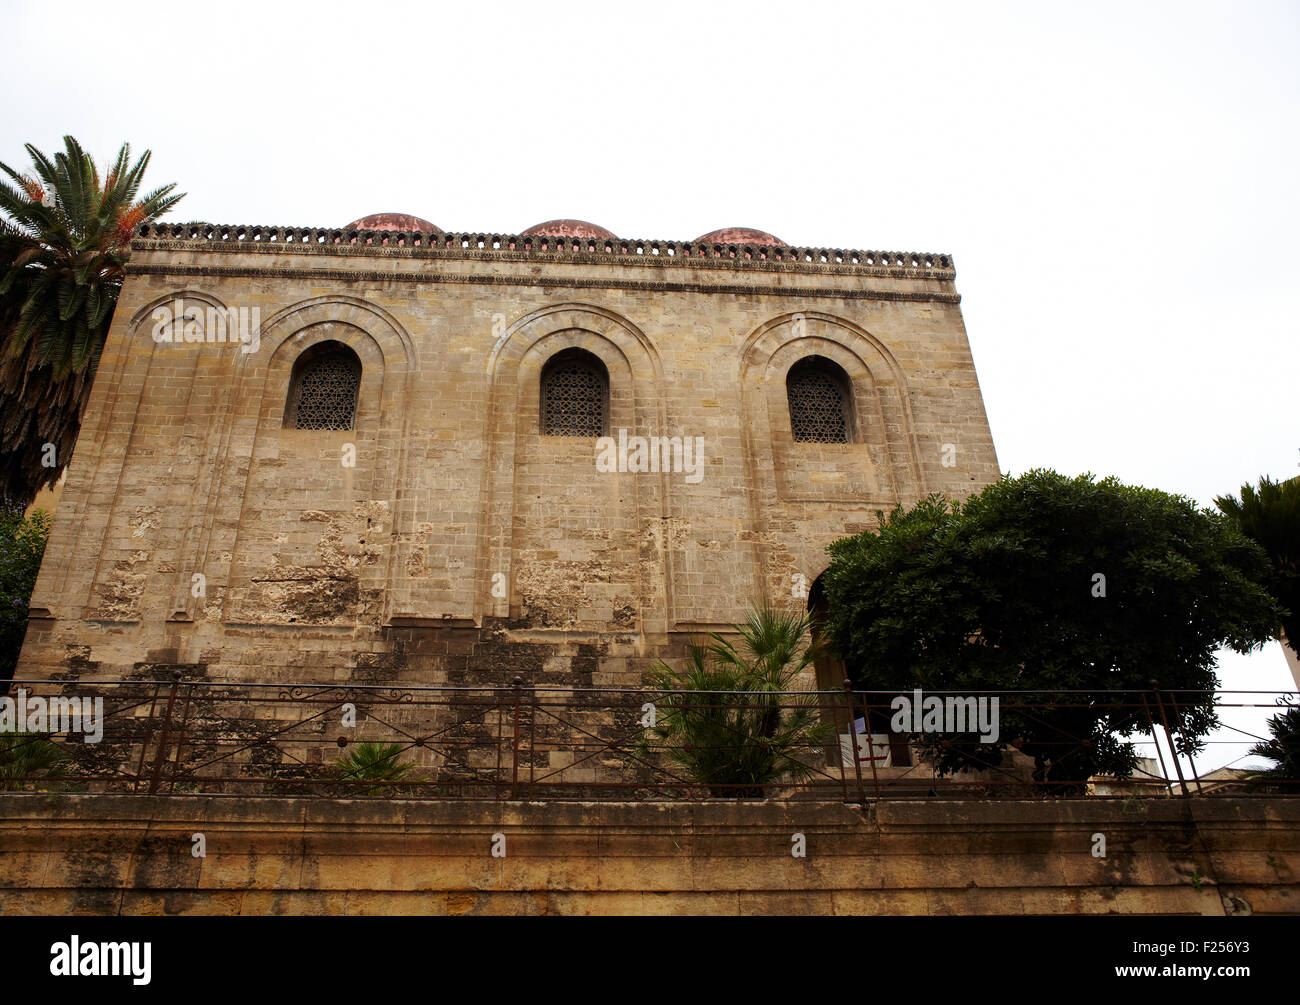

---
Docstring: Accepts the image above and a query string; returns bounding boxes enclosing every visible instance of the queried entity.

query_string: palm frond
[643,605,831,796]
[0,732,67,791]
[0,135,184,505]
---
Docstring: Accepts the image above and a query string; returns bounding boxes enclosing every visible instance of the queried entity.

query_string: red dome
[694,227,786,247]
[521,219,617,240]
[345,213,442,233]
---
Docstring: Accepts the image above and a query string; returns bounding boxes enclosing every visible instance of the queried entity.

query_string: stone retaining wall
[1,795,1296,915]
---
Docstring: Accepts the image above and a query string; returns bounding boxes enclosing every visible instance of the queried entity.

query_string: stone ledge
[0,795,1295,915]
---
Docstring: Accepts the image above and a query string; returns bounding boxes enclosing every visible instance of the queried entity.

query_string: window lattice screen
[542,358,607,436]
[293,355,360,430]
[788,364,850,443]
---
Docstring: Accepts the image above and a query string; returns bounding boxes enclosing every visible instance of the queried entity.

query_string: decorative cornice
[126,262,962,304]
[133,223,957,282]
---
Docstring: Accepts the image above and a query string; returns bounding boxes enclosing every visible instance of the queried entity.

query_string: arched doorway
[807,573,911,768]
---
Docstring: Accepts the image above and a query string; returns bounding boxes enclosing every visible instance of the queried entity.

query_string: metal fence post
[1150,680,1190,798]
[168,681,195,794]
[147,671,182,795]
[843,679,869,804]
[1165,691,1203,795]
[829,685,849,803]
[134,682,163,793]
[510,675,523,801]
[1140,690,1174,797]
[494,681,506,801]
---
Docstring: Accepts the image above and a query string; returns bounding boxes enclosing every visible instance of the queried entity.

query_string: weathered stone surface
[17,227,1000,697]
[0,795,1295,915]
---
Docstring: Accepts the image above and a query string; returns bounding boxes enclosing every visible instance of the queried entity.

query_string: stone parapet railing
[134,222,955,276]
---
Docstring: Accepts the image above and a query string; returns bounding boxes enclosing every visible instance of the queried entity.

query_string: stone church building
[18,215,1000,691]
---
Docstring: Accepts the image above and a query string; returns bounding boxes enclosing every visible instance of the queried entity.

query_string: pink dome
[694,227,786,247]
[345,213,442,233]
[521,219,617,240]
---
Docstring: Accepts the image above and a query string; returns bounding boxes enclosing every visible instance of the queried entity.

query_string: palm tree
[333,741,418,789]
[643,605,832,798]
[0,731,66,791]
[1245,705,1300,790]
[0,136,184,507]
[1215,476,1300,658]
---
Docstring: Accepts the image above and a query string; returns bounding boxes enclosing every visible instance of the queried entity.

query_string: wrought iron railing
[0,677,1294,801]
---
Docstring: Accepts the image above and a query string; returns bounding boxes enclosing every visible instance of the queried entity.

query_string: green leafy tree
[823,470,1280,792]
[333,741,418,788]
[1215,476,1300,658]
[0,505,51,682]
[0,732,66,791]
[0,136,184,507]
[643,606,832,798]
[1245,704,1300,789]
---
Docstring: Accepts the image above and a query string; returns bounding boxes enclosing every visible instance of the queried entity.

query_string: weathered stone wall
[17,228,1000,690]
[0,794,1294,915]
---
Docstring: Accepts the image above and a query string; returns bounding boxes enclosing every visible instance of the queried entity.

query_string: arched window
[284,341,361,430]
[787,357,852,443]
[540,348,609,437]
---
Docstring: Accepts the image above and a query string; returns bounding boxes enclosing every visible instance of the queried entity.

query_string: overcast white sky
[3,0,1296,766]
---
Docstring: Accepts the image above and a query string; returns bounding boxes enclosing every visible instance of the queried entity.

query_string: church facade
[18,215,1000,690]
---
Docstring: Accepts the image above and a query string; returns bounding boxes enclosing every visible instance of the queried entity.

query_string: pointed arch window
[787,356,852,443]
[284,341,361,430]
[540,347,609,437]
